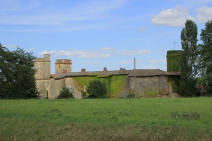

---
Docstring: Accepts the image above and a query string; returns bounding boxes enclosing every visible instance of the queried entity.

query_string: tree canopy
[0,44,38,98]
[180,20,200,97]
[198,20,212,95]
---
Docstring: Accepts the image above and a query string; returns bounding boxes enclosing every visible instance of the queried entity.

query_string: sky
[0,0,212,73]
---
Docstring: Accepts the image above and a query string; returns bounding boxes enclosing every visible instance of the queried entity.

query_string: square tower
[55,59,72,74]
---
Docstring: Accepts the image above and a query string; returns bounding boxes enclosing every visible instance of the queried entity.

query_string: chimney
[120,68,126,72]
[103,67,107,72]
[81,68,86,72]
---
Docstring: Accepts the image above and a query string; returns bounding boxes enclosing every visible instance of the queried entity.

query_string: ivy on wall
[168,76,180,93]
[167,50,183,72]
[72,75,127,98]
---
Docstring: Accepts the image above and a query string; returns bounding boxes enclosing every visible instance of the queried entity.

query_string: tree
[198,20,212,95]
[0,44,39,98]
[57,87,73,99]
[87,80,107,98]
[180,20,199,96]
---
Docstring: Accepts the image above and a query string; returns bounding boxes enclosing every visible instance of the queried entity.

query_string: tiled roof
[54,69,180,80]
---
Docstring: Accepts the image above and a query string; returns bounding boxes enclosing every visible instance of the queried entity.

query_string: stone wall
[48,78,65,99]
[36,74,178,99]
[35,80,49,98]
[129,76,175,97]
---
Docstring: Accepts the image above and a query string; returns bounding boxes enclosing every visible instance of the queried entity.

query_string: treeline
[0,44,39,98]
[180,20,212,96]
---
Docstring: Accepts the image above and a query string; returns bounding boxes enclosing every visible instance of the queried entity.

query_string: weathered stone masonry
[34,50,181,99]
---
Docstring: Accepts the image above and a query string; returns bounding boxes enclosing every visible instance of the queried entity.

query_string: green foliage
[0,44,39,98]
[167,50,183,72]
[46,91,49,99]
[81,91,87,98]
[127,92,135,98]
[57,87,73,99]
[198,20,212,95]
[168,76,180,93]
[72,75,126,98]
[180,20,200,97]
[87,80,107,98]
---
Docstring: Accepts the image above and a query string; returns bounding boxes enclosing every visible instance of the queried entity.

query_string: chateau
[34,50,182,99]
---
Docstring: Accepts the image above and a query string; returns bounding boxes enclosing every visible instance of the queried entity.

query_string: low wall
[129,76,169,97]
[36,74,179,99]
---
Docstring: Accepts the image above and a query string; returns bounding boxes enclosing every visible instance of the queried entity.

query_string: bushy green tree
[57,87,73,99]
[87,80,106,98]
[0,44,38,98]
[180,20,199,96]
[198,20,212,95]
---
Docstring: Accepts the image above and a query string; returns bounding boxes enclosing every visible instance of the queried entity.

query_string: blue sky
[1,0,212,73]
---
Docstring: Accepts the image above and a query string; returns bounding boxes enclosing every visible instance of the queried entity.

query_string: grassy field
[0,98,212,141]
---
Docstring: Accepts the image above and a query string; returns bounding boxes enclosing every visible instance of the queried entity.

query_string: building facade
[34,50,181,99]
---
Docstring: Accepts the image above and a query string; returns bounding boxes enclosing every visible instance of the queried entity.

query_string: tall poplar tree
[180,20,199,96]
[198,20,212,95]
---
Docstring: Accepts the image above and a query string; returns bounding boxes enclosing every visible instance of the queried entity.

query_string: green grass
[0,98,212,141]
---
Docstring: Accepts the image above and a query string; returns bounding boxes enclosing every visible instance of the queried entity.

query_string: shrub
[57,87,73,99]
[87,80,107,98]
[127,88,135,98]
[82,91,87,98]
[127,93,135,98]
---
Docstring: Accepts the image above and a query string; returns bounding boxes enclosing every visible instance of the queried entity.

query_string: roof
[128,69,180,76]
[54,69,180,80]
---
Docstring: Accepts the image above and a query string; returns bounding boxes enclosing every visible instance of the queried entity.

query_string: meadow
[0,98,212,141]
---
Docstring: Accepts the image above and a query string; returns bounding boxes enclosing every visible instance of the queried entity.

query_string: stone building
[34,50,181,99]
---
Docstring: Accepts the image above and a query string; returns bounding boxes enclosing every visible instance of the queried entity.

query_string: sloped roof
[128,69,180,76]
[54,69,180,80]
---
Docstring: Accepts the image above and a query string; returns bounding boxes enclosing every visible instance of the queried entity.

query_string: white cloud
[121,60,133,65]
[4,44,18,49]
[121,60,141,65]
[0,0,131,26]
[29,48,35,51]
[151,6,194,27]
[0,0,40,12]
[196,7,212,23]
[151,59,166,64]
[118,49,152,56]
[40,48,152,59]
[0,24,110,32]
[138,26,146,32]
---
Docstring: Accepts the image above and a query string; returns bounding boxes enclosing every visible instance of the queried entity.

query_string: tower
[55,59,72,74]
[34,54,51,80]
[34,54,51,98]
[167,50,183,72]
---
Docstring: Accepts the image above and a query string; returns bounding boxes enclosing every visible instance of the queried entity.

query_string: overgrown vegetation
[87,80,107,98]
[0,98,212,141]
[168,76,180,94]
[0,44,38,98]
[72,75,126,98]
[57,87,73,99]
[167,50,183,72]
